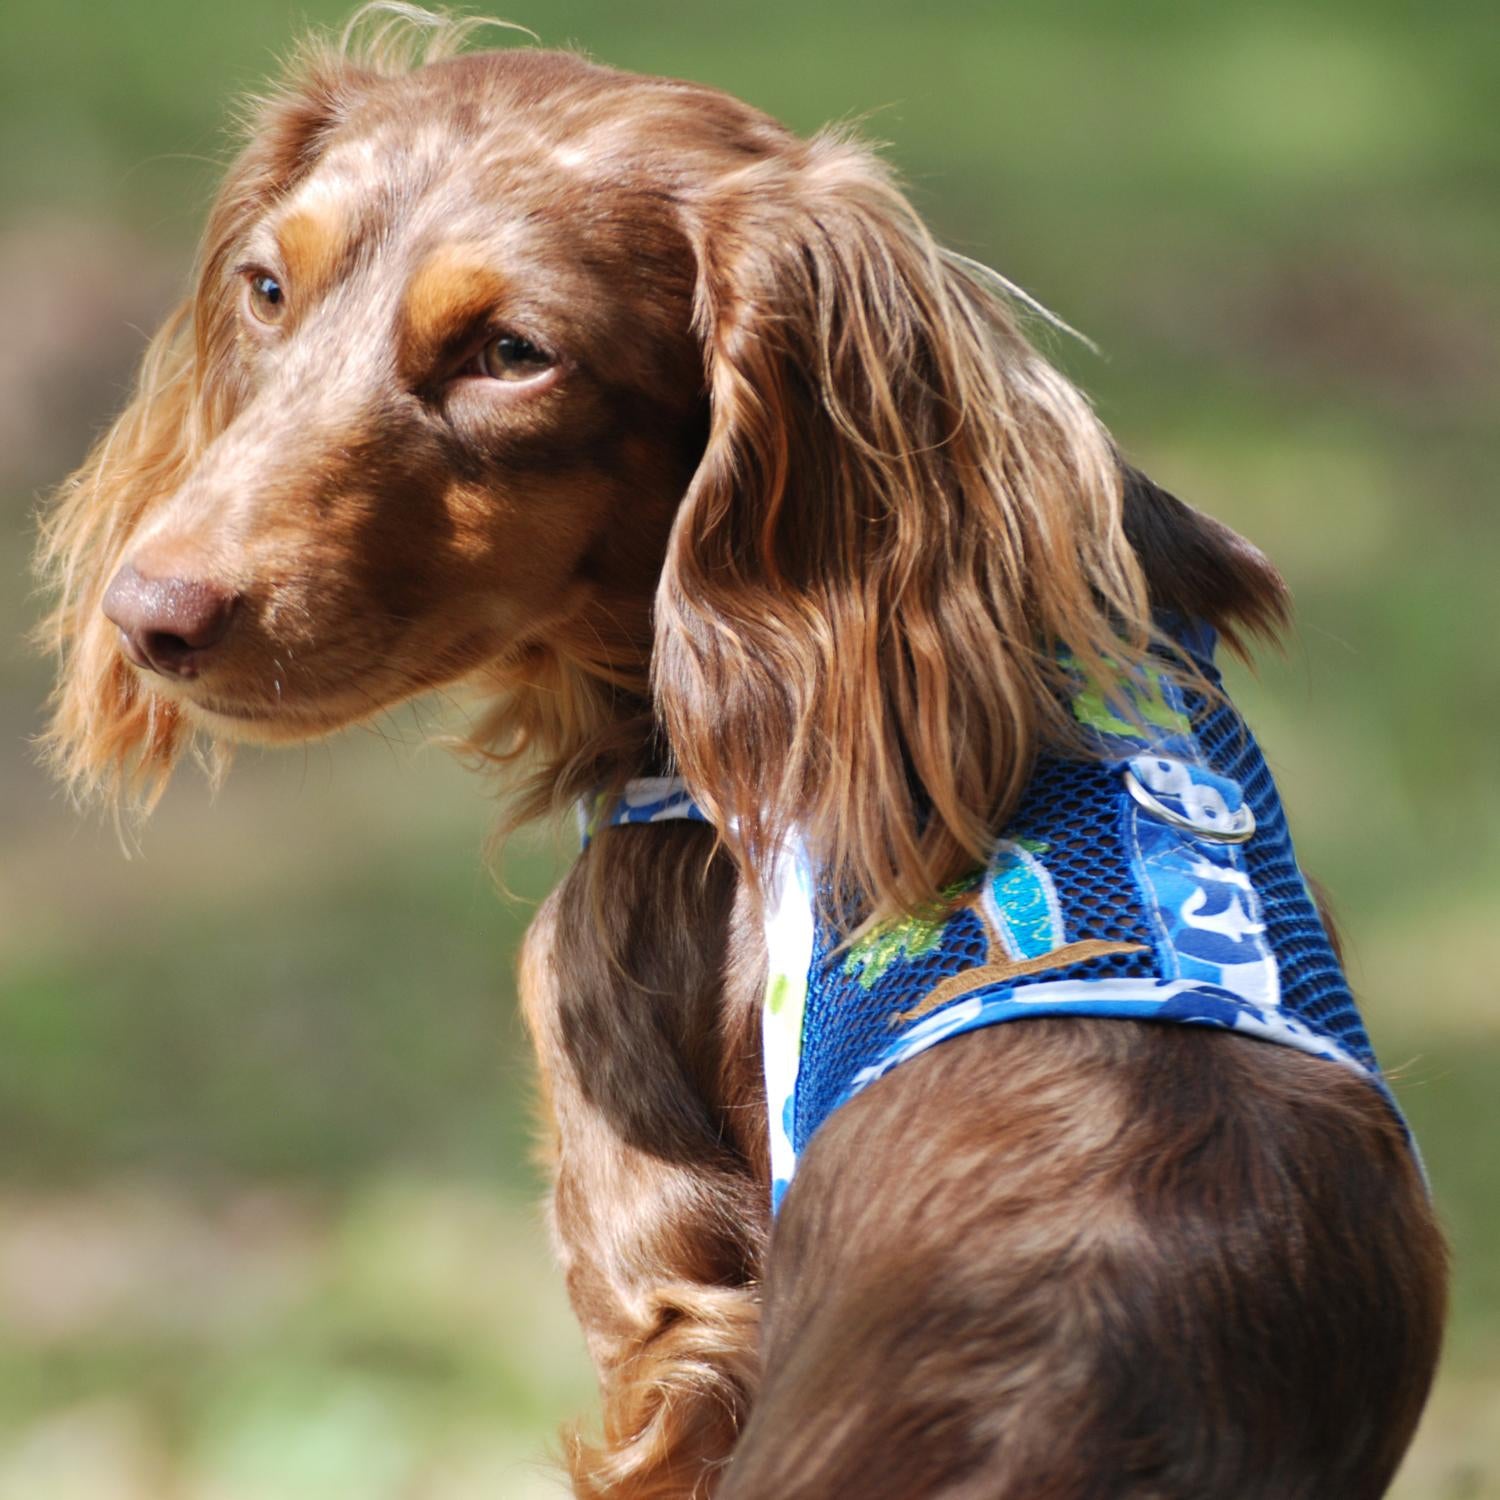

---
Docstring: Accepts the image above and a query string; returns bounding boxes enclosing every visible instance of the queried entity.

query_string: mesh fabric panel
[795,906,986,1150]
[794,755,1160,1150]
[793,686,1374,1153]
[1005,758,1158,981]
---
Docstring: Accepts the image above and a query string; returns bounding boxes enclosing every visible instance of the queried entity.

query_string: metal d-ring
[1122,766,1257,845]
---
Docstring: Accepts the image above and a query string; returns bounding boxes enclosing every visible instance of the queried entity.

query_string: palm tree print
[845,839,1145,1025]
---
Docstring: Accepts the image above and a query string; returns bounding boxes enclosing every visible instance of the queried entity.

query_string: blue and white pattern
[984,840,1065,960]
[842,978,1367,1104]
[579,623,1412,1210]
[761,846,817,1214]
[579,776,712,844]
[1124,753,1256,842]
[1127,765,1281,1011]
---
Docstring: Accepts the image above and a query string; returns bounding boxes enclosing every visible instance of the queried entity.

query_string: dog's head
[38,9,1285,912]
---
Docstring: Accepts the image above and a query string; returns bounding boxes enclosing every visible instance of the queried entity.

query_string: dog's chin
[170,683,395,747]
[183,702,316,744]
[158,644,503,748]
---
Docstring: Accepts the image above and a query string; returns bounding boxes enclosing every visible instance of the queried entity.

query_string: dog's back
[731,1018,1443,1500]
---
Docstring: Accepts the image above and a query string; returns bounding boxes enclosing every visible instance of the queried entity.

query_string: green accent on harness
[765,969,809,1062]
[768,973,792,1016]
[1067,659,1190,740]
[582,789,612,841]
[842,872,983,991]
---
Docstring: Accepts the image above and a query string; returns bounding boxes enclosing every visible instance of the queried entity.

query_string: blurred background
[2,1,1496,1495]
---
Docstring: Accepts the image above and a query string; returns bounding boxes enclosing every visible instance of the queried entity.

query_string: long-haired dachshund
[38,9,1446,1497]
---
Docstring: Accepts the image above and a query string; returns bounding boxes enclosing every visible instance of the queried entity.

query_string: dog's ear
[656,134,1157,917]
[33,56,366,809]
[1119,463,1290,660]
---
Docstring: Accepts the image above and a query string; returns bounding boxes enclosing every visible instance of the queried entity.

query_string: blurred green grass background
[2,1,1496,1495]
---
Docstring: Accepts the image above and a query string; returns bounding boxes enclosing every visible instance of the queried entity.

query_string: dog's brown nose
[101,562,238,678]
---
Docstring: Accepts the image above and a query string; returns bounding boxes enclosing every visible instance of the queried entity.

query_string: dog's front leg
[520,823,768,1500]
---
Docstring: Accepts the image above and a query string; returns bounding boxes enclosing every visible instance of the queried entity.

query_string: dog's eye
[245,272,286,325]
[479,333,552,381]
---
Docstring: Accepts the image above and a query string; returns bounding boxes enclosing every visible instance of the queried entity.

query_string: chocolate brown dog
[38,10,1445,1497]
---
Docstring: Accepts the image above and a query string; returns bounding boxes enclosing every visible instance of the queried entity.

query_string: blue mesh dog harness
[584,621,1409,1212]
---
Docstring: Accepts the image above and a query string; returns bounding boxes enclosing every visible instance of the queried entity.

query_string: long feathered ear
[34,300,199,808]
[32,52,368,809]
[1118,462,1290,661]
[655,133,1160,919]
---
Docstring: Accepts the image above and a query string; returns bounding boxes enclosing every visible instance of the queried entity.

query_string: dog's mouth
[114,588,526,746]
[106,595,410,741]
[150,667,350,739]
[178,691,312,740]
[192,696,277,723]
[163,661,437,745]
